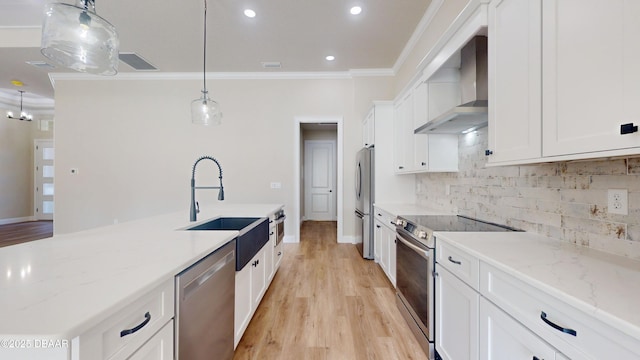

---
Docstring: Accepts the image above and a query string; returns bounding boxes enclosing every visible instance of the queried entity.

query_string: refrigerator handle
[356,162,361,198]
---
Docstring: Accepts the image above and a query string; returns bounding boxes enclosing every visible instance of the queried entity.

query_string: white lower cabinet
[274,240,284,270]
[234,257,252,347]
[127,320,174,360]
[373,208,397,287]
[434,238,634,360]
[74,279,174,360]
[480,297,563,360]
[265,235,275,282]
[435,266,479,360]
[235,239,279,348]
[374,221,382,263]
[251,250,267,309]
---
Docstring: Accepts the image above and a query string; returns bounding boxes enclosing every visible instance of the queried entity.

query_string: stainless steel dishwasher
[175,239,236,360]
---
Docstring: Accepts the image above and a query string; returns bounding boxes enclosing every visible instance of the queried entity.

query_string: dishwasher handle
[183,251,235,300]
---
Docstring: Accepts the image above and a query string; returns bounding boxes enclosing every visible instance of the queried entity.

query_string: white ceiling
[0,0,431,105]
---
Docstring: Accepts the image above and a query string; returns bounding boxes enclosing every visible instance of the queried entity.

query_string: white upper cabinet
[394,73,459,174]
[394,92,415,173]
[542,0,640,157]
[362,109,375,148]
[487,0,542,164]
[488,0,640,164]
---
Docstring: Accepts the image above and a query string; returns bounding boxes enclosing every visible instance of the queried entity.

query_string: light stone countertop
[434,231,640,344]
[374,203,452,217]
[0,203,283,340]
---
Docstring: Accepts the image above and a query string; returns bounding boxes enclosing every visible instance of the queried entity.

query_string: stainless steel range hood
[415,36,488,134]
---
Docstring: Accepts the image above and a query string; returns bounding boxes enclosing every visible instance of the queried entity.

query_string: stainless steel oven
[273,209,285,246]
[394,215,520,360]
[395,220,434,358]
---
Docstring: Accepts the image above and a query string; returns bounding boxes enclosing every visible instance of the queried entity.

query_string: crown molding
[48,69,397,88]
[392,0,445,74]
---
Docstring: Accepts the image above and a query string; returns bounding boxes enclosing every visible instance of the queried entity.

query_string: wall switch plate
[608,189,628,215]
[270,182,282,189]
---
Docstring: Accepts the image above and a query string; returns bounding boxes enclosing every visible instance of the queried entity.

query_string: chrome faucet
[190,156,225,222]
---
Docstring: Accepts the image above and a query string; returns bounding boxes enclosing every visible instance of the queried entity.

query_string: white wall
[0,106,53,222]
[53,76,392,237]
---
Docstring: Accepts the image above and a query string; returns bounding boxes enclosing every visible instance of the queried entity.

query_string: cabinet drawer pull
[278,251,282,256]
[533,357,542,360]
[620,123,638,135]
[398,166,404,170]
[120,312,151,337]
[421,162,426,166]
[270,232,274,236]
[376,225,381,228]
[485,149,493,156]
[540,311,577,336]
[448,256,462,265]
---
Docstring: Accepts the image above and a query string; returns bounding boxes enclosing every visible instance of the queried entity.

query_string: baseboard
[0,216,35,226]
[339,235,358,244]
[283,235,297,243]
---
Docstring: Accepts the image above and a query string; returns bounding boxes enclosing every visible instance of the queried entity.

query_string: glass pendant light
[6,91,33,121]
[191,0,222,125]
[41,0,119,76]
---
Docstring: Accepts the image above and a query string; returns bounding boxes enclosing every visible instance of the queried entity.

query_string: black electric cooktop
[396,215,521,248]
[399,215,519,233]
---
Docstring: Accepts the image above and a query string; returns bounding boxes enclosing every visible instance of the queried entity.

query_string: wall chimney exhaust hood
[415,36,488,134]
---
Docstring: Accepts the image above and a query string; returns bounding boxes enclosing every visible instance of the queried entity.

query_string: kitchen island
[0,203,283,360]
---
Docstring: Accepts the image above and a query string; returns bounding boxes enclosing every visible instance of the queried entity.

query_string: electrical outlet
[608,189,628,215]
[270,182,282,189]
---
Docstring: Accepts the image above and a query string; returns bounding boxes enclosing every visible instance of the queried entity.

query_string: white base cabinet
[373,207,396,287]
[480,298,566,360]
[435,266,479,360]
[274,240,284,270]
[74,279,175,360]
[127,320,174,360]
[436,237,639,360]
[235,244,269,348]
[235,209,283,348]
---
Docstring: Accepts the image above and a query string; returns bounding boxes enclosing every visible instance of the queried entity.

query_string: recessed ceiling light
[350,6,362,15]
[325,55,335,61]
[244,9,256,18]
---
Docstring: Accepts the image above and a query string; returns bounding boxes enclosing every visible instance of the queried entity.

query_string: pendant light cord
[202,0,208,94]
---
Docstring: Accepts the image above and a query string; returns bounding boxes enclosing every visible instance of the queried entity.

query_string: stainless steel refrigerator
[355,147,374,259]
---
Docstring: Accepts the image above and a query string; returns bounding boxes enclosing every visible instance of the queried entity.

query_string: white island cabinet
[435,231,640,360]
[234,207,285,348]
[0,204,284,360]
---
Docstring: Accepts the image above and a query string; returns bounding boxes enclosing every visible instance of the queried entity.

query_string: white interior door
[304,140,336,221]
[34,140,54,220]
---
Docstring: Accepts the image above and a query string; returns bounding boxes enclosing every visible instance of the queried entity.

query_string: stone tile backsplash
[416,128,640,260]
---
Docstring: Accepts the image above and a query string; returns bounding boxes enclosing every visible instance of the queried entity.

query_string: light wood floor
[0,221,53,248]
[234,221,428,360]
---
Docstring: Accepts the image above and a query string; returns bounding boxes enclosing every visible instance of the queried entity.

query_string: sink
[186,217,269,271]
[187,217,261,231]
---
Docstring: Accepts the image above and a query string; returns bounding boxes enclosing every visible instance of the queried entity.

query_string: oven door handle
[396,235,430,260]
